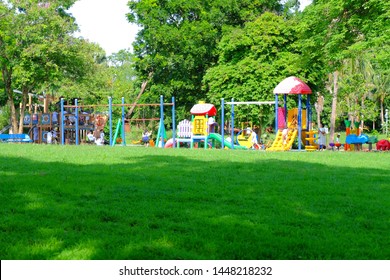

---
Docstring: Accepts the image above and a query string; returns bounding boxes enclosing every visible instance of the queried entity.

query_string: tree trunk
[2,67,18,133]
[127,72,153,118]
[317,108,321,131]
[329,70,338,143]
[18,86,29,134]
[380,95,384,124]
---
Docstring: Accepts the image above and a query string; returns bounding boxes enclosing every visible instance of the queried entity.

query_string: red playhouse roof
[273,76,312,95]
[190,103,217,116]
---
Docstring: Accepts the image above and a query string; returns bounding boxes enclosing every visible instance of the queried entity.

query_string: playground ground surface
[0,144,389,260]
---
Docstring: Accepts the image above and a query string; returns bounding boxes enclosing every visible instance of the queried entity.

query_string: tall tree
[298,0,389,140]
[107,49,137,102]
[127,0,282,110]
[203,12,305,131]
[0,0,96,133]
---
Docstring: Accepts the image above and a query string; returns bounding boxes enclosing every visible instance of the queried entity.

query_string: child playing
[87,131,95,143]
[142,130,152,146]
[282,126,289,145]
[246,127,259,149]
[318,123,327,151]
[335,133,341,150]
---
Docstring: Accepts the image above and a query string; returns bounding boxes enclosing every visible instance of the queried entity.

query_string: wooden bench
[0,134,33,143]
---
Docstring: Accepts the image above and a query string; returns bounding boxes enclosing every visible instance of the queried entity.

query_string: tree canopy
[1,0,389,137]
[127,0,283,109]
[0,0,125,132]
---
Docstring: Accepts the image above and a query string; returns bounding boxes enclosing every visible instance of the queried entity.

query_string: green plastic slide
[208,133,247,150]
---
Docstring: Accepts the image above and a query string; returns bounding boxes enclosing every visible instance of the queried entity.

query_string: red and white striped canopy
[273,76,312,95]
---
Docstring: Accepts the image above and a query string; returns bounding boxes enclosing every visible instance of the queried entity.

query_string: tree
[298,0,390,140]
[0,0,100,133]
[50,41,112,104]
[127,0,282,111]
[203,12,306,131]
[1,0,77,132]
[107,49,137,102]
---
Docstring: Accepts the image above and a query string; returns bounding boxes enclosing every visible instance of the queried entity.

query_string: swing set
[59,95,175,147]
[109,96,175,147]
[220,99,276,149]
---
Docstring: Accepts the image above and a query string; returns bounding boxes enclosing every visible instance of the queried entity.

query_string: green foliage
[0,73,6,106]
[0,0,101,132]
[107,50,137,102]
[203,12,304,128]
[338,58,377,122]
[54,43,112,103]
[296,0,390,131]
[128,0,282,109]
[0,104,11,129]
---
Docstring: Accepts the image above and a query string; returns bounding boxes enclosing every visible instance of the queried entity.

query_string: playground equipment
[346,133,369,150]
[58,96,175,147]
[271,76,313,151]
[343,121,369,151]
[220,99,275,149]
[304,130,318,151]
[344,120,352,151]
[10,94,105,145]
[376,139,390,151]
[15,93,61,144]
[174,119,192,148]
[0,133,32,143]
[235,126,262,149]
[267,128,298,151]
[60,99,106,145]
[190,102,216,149]
[236,128,255,149]
[109,96,173,148]
[169,101,251,150]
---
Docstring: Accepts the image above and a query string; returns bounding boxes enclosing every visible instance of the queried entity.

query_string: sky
[69,0,312,56]
[299,0,313,10]
[68,0,139,56]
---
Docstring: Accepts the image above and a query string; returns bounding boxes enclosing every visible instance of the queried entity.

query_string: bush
[371,129,380,136]
[0,105,11,130]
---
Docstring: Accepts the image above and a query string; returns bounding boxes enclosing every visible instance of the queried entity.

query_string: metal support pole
[231,98,235,149]
[172,96,176,148]
[275,94,279,133]
[75,99,79,145]
[61,98,65,145]
[221,98,225,149]
[284,94,287,127]
[121,97,126,146]
[386,109,389,136]
[109,97,112,146]
[298,94,302,151]
[160,95,165,148]
[306,95,311,130]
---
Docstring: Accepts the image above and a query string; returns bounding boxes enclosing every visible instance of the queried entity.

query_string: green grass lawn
[0,144,389,260]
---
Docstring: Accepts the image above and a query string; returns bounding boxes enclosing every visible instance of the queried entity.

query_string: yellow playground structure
[267,128,298,151]
[267,108,301,151]
[236,122,257,149]
[267,108,318,151]
[304,130,318,151]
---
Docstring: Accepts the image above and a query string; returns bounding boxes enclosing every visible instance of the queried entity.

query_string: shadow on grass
[0,152,389,260]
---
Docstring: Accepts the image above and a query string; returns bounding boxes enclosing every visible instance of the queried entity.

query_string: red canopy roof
[273,76,312,95]
[190,103,217,116]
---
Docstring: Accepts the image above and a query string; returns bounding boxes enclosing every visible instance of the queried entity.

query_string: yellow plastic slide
[267,129,297,151]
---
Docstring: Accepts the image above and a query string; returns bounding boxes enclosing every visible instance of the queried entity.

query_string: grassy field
[0,144,389,260]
